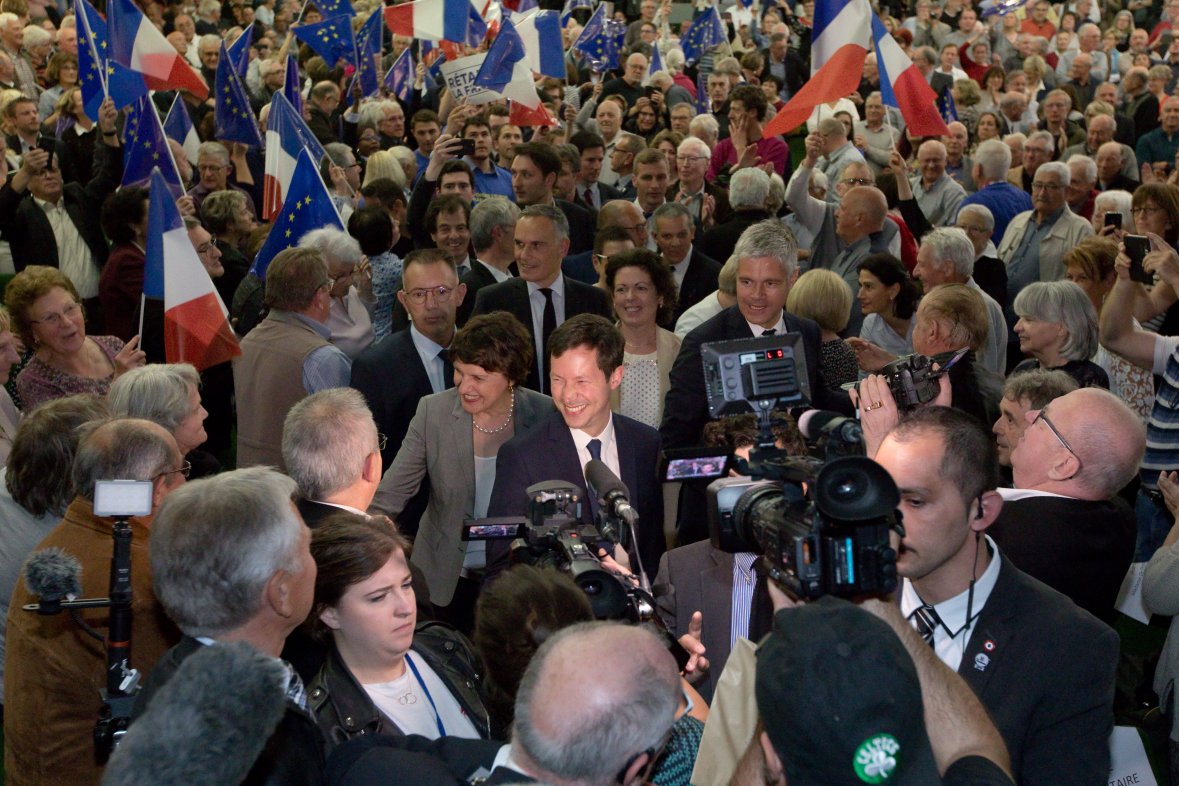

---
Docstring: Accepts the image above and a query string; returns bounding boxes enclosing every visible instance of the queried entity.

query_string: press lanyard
[405,653,446,737]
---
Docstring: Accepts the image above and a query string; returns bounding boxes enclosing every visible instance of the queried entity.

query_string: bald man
[991,387,1143,624]
[1095,141,1139,191]
[824,186,889,334]
[913,139,967,226]
[1062,113,1139,183]
[562,199,650,284]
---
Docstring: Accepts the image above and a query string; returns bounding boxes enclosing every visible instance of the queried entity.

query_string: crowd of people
[1,0,1179,782]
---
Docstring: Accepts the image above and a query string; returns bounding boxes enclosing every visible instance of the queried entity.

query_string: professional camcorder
[846,348,969,414]
[698,335,904,600]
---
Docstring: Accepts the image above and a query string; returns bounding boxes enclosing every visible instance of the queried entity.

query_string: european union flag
[215,40,263,146]
[572,4,625,72]
[76,0,147,116]
[384,48,414,103]
[283,54,304,117]
[123,99,186,201]
[311,0,354,17]
[293,14,358,68]
[680,6,726,66]
[466,4,488,47]
[696,69,709,114]
[560,0,593,25]
[475,17,525,94]
[227,22,253,76]
[353,10,383,98]
[250,148,345,280]
[938,89,958,123]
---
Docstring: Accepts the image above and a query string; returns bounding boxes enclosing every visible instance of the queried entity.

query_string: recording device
[846,348,968,415]
[707,456,902,600]
[101,642,288,786]
[702,333,812,419]
[797,410,864,459]
[35,134,55,166]
[463,479,690,669]
[1125,234,1155,284]
[1105,213,1123,229]
[459,138,477,156]
[21,479,153,761]
[660,447,732,482]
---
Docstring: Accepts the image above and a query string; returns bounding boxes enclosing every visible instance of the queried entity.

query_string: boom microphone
[24,548,82,613]
[798,409,864,446]
[585,460,639,527]
[102,641,289,786]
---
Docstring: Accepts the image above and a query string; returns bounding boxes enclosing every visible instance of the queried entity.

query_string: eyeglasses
[956,224,988,234]
[405,285,455,304]
[1031,182,1063,191]
[1033,409,1083,471]
[155,460,192,481]
[30,301,81,327]
[841,177,874,186]
[196,237,218,255]
[329,269,355,284]
[1132,205,1164,215]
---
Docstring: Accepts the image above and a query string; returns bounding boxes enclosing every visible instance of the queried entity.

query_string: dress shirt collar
[745,311,787,337]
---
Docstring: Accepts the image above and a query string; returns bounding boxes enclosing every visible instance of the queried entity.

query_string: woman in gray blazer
[371,312,553,633]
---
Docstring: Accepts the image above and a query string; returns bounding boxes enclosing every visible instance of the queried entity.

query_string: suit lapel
[957,562,1017,697]
[545,414,592,523]
[448,394,476,488]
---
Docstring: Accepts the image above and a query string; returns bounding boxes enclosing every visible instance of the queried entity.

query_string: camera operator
[871,406,1118,785]
[5,418,186,786]
[743,595,1015,786]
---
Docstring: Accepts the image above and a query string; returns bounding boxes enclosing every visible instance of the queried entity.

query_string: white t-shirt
[364,652,480,740]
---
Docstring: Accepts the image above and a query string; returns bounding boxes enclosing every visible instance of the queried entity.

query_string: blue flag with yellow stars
[353,10,383,98]
[122,99,187,200]
[215,40,263,146]
[938,89,959,124]
[283,54,304,117]
[293,14,358,69]
[76,0,147,119]
[572,4,626,72]
[383,47,413,103]
[250,148,344,280]
[227,22,253,77]
[681,6,726,66]
[311,0,354,18]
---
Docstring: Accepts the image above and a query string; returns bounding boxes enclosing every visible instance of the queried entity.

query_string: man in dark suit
[570,130,623,212]
[471,205,612,394]
[457,196,518,327]
[0,97,122,320]
[487,315,664,585]
[875,406,1118,786]
[351,249,463,533]
[510,142,596,255]
[651,202,721,323]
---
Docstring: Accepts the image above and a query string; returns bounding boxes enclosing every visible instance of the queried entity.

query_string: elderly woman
[308,512,492,750]
[371,312,552,633]
[1064,238,1153,419]
[605,248,681,429]
[200,189,256,304]
[0,308,22,463]
[298,227,374,359]
[0,394,108,709]
[107,363,216,478]
[1093,189,1132,244]
[97,188,150,344]
[1012,280,1109,388]
[786,269,858,387]
[6,267,146,411]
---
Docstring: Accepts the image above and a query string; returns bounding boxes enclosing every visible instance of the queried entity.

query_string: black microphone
[102,641,289,786]
[585,459,639,527]
[798,409,864,446]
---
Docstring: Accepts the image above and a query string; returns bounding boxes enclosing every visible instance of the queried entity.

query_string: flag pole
[138,292,146,340]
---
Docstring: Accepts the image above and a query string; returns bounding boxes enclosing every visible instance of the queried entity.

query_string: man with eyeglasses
[1039,90,1084,158]
[991,387,1142,625]
[1005,130,1053,195]
[561,200,649,286]
[671,136,732,230]
[998,161,1093,338]
[5,418,186,786]
[235,247,352,470]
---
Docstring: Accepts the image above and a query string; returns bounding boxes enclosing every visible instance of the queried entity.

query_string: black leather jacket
[307,622,493,752]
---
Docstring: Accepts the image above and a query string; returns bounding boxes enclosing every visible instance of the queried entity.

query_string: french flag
[764,0,871,138]
[263,92,326,222]
[163,93,200,168]
[142,168,240,372]
[107,0,208,100]
[872,15,949,137]
[513,10,564,79]
[384,0,482,42]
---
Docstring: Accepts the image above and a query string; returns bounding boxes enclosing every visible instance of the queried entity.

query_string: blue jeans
[1136,488,1173,562]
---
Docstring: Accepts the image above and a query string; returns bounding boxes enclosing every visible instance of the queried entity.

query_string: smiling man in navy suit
[486,314,664,586]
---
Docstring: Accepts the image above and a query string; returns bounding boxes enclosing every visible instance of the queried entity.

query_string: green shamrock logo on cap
[853,733,900,783]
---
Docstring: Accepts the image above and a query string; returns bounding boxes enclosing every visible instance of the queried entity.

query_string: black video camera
[707,456,902,600]
[848,348,968,414]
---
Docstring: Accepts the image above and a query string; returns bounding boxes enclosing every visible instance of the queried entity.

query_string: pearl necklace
[472,391,515,434]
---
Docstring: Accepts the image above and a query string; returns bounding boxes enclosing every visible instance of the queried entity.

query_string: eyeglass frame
[29,300,82,327]
[155,460,193,481]
[404,285,456,304]
[1033,409,1083,472]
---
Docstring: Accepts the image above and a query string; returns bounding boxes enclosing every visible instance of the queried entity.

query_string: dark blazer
[696,209,774,262]
[485,410,665,585]
[561,250,598,286]
[574,180,623,212]
[674,248,723,322]
[555,197,596,255]
[666,181,735,229]
[0,140,121,276]
[470,275,613,393]
[956,556,1118,786]
[324,735,509,786]
[988,494,1135,625]
[456,261,512,328]
[307,105,340,145]
[1098,173,1140,193]
[133,636,327,786]
[351,328,451,537]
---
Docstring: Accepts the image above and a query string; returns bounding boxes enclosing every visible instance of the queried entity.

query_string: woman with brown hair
[307,512,492,751]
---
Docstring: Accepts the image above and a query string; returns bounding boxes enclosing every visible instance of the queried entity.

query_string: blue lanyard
[405,653,446,737]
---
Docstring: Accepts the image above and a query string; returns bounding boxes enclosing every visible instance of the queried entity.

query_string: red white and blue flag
[263,92,327,222]
[384,0,484,43]
[513,9,564,79]
[142,168,240,371]
[764,0,872,137]
[872,14,949,137]
[107,0,208,99]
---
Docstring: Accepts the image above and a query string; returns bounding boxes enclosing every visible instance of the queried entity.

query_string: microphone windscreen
[584,459,630,499]
[797,409,840,442]
[24,547,82,600]
[102,641,289,786]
